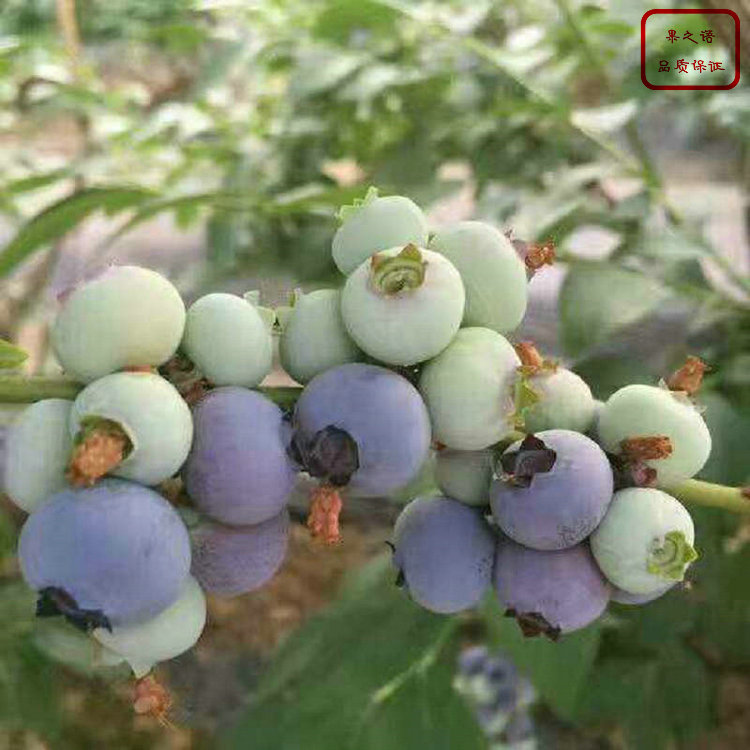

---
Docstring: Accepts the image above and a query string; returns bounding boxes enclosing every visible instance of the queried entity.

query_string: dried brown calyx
[159,352,211,405]
[36,586,111,633]
[499,434,557,488]
[667,355,709,396]
[514,341,558,376]
[620,435,673,462]
[521,240,556,272]
[67,417,133,487]
[609,452,658,490]
[306,485,343,545]
[133,675,174,727]
[507,231,556,276]
[288,424,360,545]
[505,609,561,642]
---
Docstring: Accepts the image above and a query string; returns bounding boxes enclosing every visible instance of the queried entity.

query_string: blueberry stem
[0,374,83,402]
[666,479,750,515]
[0,374,303,409]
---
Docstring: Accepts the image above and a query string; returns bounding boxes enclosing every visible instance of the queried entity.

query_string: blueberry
[419,327,520,450]
[490,430,614,550]
[94,576,206,677]
[591,487,696,595]
[183,387,297,526]
[191,510,289,596]
[4,399,73,512]
[278,288,362,384]
[332,188,429,275]
[430,221,528,334]
[392,495,495,614]
[19,478,191,628]
[182,292,273,388]
[341,244,465,366]
[52,265,185,382]
[494,537,610,638]
[597,384,711,485]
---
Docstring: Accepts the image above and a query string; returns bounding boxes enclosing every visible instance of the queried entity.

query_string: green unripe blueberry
[182,292,273,388]
[332,188,429,275]
[434,448,494,507]
[278,289,362,384]
[419,327,520,450]
[4,399,73,513]
[52,266,185,382]
[591,487,697,595]
[94,576,206,678]
[597,384,711,485]
[70,372,193,485]
[521,368,596,434]
[32,620,124,672]
[430,221,527,334]
[341,245,465,366]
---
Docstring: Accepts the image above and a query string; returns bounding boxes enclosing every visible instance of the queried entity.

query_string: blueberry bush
[1,1,750,748]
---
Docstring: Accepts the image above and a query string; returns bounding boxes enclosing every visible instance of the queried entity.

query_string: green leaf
[572,354,657,400]
[559,263,666,357]
[222,556,484,750]
[0,187,155,278]
[0,506,16,560]
[698,391,750,486]
[0,168,72,196]
[313,0,399,45]
[0,338,29,369]
[104,192,238,248]
[480,594,601,721]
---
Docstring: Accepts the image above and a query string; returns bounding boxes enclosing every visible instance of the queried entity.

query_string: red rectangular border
[641,9,740,90]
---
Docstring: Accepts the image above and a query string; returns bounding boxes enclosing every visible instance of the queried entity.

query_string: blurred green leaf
[699,391,750,486]
[0,506,16,559]
[570,101,637,134]
[0,168,72,196]
[0,187,155,277]
[559,263,666,357]
[573,354,657,399]
[575,648,711,748]
[481,594,601,721]
[0,338,29,369]
[223,556,484,750]
[312,0,399,45]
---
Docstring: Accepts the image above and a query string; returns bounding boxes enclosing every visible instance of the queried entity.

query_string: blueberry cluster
[454,645,536,749]
[2,187,711,717]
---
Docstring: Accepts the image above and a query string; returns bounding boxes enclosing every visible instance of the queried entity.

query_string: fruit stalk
[0,374,302,410]
[667,479,750,514]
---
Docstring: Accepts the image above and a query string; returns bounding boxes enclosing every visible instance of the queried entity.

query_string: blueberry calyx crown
[36,587,112,633]
[337,185,379,223]
[288,425,360,487]
[504,608,561,642]
[647,531,698,580]
[499,435,556,488]
[370,244,427,295]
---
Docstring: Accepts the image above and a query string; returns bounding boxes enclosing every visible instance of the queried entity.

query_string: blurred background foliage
[1,0,750,748]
